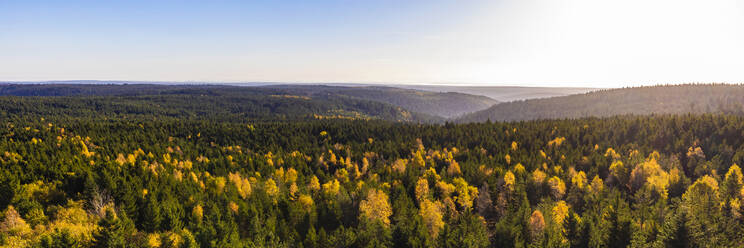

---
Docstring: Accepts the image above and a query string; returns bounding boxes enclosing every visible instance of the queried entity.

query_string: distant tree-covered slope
[0,83,496,118]
[0,85,441,122]
[396,85,600,102]
[0,83,199,96]
[263,85,499,118]
[458,84,744,122]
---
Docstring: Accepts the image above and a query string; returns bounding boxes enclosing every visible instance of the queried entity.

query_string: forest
[1,85,743,247]
[459,84,744,122]
[0,84,496,119]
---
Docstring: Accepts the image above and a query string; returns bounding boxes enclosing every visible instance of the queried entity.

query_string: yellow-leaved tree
[571,171,588,190]
[359,189,392,226]
[436,180,456,198]
[192,204,204,224]
[548,176,566,199]
[504,171,516,191]
[548,137,566,147]
[532,169,547,184]
[361,157,370,175]
[298,194,314,213]
[212,176,227,195]
[415,178,430,204]
[228,201,239,214]
[419,199,445,238]
[413,150,426,168]
[80,140,93,157]
[288,183,298,198]
[529,209,546,242]
[0,205,31,237]
[309,176,321,192]
[588,175,604,197]
[513,163,526,176]
[228,172,252,199]
[285,167,298,184]
[722,164,743,201]
[264,179,279,199]
[630,156,670,199]
[392,159,407,174]
[551,200,569,245]
[322,179,341,200]
[447,160,461,176]
[453,177,478,210]
[605,147,621,160]
[552,201,569,226]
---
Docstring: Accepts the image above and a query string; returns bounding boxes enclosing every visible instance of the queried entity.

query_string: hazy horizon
[3,79,743,90]
[0,79,609,88]
[2,0,743,87]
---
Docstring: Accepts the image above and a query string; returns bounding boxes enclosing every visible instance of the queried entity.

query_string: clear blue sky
[2,0,744,87]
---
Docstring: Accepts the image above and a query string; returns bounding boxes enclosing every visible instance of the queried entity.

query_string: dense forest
[261,85,498,118]
[0,86,439,123]
[2,84,744,247]
[459,84,744,122]
[398,85,596,103]
[0,84,497,119]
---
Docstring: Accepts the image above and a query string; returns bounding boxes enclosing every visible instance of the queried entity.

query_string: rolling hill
[0,84,441,122]
[458,84,744,122]
[396,85,599,102]
[0,83,498,119]
[261,85,498,118]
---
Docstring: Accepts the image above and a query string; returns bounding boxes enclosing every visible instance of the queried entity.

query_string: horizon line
[8,79,739,89]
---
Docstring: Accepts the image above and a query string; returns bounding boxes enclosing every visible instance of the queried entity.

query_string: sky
[1,0,743,88]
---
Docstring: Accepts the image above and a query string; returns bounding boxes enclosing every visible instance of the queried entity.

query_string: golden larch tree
[529,209,546,242]
[548,176,566,199]
[419,199,445,238]
[415,178,430,204]
[359,189,392,226]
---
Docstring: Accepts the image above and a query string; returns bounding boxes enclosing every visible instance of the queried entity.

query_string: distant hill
[0,84,441,122]
[262,85,498,118]
[0,83,498,118]
[458,84,744,122]
[395,85,600,102]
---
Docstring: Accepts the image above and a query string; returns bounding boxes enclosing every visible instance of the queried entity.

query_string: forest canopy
[2,84,744,247]
[1,113,744,247]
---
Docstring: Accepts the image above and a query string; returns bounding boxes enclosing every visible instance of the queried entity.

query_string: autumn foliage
[2,111,744,247]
